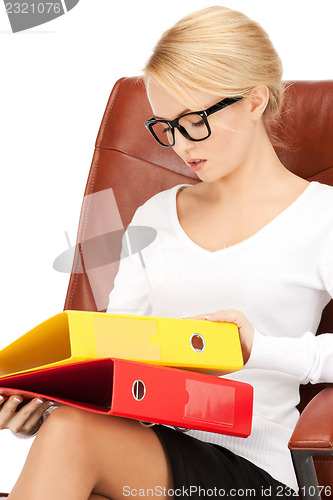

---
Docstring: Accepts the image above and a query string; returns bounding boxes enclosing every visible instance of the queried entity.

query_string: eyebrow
[154,108,191,121]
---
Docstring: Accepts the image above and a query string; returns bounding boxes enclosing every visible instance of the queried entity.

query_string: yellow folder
[0,310,243,378]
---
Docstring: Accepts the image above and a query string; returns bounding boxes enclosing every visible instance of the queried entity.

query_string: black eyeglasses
[144,96,244,148]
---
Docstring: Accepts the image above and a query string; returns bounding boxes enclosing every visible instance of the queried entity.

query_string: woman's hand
[0,394,53,437]
[186,309,254,364]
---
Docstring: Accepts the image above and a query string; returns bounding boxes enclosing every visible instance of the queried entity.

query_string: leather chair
[1,78,332,499]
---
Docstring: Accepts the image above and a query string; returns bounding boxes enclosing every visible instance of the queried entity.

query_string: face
[146,78,265,184]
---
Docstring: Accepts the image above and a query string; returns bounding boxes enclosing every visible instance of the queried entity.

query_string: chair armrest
[289,387,333,451]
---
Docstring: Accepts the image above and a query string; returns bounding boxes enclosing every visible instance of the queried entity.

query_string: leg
[8,406,172,500]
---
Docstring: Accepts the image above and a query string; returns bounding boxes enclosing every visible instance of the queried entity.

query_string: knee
[39,406,140,449]
[39,405,90,443]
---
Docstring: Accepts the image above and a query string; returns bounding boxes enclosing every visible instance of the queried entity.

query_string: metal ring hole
[174,426,190,433]
[190,333,206,353]
[132,380,146,401]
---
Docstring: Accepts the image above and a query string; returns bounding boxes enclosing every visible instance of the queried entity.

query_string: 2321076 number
[277,484,332,497]
[5,3,62,14]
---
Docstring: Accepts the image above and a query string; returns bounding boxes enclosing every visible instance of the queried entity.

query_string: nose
[172,128,195,157]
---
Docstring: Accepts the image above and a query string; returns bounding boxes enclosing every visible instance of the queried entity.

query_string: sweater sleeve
[246,232,333,384]
[246,329,333,384]
[106,206,152,316]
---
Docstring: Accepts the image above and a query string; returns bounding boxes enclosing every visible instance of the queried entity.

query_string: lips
[186,159,207,172]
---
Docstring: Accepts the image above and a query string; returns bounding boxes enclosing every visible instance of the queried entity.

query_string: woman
[1,6,333,499]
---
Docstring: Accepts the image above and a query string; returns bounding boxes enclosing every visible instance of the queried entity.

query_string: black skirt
[152,425,296,499]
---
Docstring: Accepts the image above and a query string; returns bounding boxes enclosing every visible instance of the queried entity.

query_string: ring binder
[0,311,243,378]
[0,358,253,437]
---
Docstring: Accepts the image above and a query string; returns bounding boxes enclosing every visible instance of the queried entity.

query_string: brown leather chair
[1,78,332,499]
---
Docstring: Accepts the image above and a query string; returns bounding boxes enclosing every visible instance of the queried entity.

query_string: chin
[196,171,227,183]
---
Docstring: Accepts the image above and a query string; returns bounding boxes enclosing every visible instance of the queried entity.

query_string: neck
[205,125,294,204]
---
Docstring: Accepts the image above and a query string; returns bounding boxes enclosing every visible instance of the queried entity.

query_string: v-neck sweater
[107,181,333,491]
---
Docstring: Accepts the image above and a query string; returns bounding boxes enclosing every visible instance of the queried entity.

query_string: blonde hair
[144,6,285,143]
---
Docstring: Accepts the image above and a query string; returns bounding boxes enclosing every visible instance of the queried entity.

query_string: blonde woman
[2,6,333,500]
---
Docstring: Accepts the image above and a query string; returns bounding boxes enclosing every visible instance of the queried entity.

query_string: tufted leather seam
[97,146,176,169]
[95,77,126,148]
[95,146,195,178]
[64,149,100,310]
[308,165,333,179]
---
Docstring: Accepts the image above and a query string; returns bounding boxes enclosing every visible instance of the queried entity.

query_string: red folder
[0,358,253,437]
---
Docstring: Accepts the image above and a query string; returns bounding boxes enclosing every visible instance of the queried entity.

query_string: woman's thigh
[82,411,172,498]
[17,406,172,500]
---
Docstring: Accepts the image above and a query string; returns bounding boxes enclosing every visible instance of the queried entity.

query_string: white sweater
[107,181,333,491]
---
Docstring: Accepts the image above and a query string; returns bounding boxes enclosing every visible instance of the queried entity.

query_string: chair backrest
[64,77,333,410]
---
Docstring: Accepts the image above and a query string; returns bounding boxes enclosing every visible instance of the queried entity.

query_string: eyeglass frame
[144,96,244,148]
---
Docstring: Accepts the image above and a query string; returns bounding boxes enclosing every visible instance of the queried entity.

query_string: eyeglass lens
[152,114,209,146]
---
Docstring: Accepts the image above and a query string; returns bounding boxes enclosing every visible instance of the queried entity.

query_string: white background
[0,0,332,492]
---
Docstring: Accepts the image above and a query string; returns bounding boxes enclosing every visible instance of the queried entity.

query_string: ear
[248,85,269,121]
